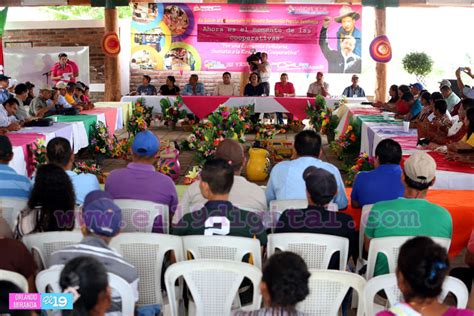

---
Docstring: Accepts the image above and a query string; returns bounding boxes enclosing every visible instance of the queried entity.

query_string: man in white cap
[364,151,452,277]
[54,81,73,109]
[439,79,461,114]
[29,85,55,117]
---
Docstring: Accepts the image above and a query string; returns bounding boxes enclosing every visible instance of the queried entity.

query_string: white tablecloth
[9,146,27,177]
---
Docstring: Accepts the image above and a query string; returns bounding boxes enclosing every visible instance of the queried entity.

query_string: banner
[130,3,362,74]
[0,7,8,74]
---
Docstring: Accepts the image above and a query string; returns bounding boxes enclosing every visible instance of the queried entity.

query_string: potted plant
[402,52,433,83]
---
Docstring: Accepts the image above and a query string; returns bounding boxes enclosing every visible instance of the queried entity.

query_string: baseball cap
[0,74,10,81]
[0,135,13,158]
[409,83,424,91]
[438,79,451,89]
[83,190,122,237]
[215,139,244,169]
[132,130,159,157]
[303,166,337,205]
[463,86,474,99]
[352,74,359,79]
[317,71,324,76]
[404,151,436,184]
[39,85,53,91]
[55,81,68,89]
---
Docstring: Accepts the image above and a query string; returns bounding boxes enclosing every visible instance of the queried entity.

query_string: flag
[0,8,8,74]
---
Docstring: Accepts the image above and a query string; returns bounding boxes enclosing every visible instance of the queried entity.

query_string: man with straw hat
[333,5,362,57]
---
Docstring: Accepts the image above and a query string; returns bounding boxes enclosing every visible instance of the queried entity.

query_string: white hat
[438,79,451,89]
[55,81,67,89]
[404,151,436,184]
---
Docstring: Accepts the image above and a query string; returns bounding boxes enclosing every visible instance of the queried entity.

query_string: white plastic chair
[182,235,262,269]
[363,273,469,315]
[0,198,27,229]
[165,259,262,316]
[355,204,373,275]
[269,200,338,213]
[109,233,184,306]
[0,269,28,292]
[268,233,349,270]
[36,266,135,315]
[366,236,451,280]
[113,199,170,233]
[297,269,366,316]
[21,231,83,268]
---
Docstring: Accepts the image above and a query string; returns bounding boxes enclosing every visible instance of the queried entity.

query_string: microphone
[42,71,51,76]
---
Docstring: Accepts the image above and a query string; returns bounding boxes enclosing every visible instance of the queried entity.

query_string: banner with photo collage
[130,3,362,74]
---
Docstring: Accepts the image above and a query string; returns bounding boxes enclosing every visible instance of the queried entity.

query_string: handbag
[23,118,54,127]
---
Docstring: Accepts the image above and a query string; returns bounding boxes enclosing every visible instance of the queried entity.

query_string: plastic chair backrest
[268,233,349,270]
[0,269,28,292]
[298,269,366,316]
[21,231,83,268]
[113,199,169,233]
[363,273,469,315]
[366,236,451,279]
[164,259,262,316]
[0,198,27,229]
[182,235,262,269]
[109,233,184,306]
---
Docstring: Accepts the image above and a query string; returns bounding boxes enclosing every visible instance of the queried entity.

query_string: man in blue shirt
[0,136,31,199]
[182,74,205,96]
[0,75,12,105]
[136,75,157,96]
[46,137,100,204]
[342,75,366,98]
[54,81,73,109]
[266,130,348,209]
[351,139,404,208]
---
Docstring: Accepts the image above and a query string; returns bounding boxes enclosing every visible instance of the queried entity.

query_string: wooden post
[375,8,387,102]
[104,4,121,101]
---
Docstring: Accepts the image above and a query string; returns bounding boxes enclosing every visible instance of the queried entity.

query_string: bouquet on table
[345,152,374,186]
[320,108,339,137]
[305,95,327,132]
[32,138,47,169]
[73,160,105,183]
[127,98,154,136]
[112,136,134,161]
[183,166,201,185]
[89,121,114,158]
[159,96,187,126]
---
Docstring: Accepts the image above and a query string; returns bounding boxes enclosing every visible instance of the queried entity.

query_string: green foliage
[402,52,433,79]
[40,6,131,20]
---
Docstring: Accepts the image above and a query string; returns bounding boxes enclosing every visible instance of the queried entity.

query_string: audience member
[54,81,73,109]
[182,74,205,96]
[0,281,32,315]
[75,82,92,107]
[15,163,76,238]
[51,52,79,84]
[425,100,453,145]
[159,76,180,95]
[214,72,239,96]
[365,151,452,277]
[50,190,139,313]
[377,237,474,316]
[446,98,474,144]
[0,74,12,104]
[378,84,399,110]
[275,166,357,267]
[105,131,178,230]
[0,97,21,131]
[179,139,266,222]
[342,74,366,98]
[14,83,30,121]
[65,82,77,106]
[413,91,432,134]
[409,82,424,99]
[24,81,35,106]
[395,92,421,119]
[440,81,461,114]
[274,73,296,124]
[60,256,111,316]
[135,75,157,96]
[307,72,329,97]
[46,137,100,204]
[266,130,348,209]
[446,108,474,163]
[173,159,267,246]
[251,52,271,96]
[456,67,474,100]
[244,72,265,96]
[233,252,309,316]
[0,136,31,199]
[29,85,55,117]
[351,139,404,208]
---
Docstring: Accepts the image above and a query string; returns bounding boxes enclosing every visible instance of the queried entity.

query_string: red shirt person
[274,73,296,97]
[51,52,79,84]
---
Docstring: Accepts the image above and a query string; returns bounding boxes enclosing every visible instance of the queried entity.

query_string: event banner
[131,3,362,74]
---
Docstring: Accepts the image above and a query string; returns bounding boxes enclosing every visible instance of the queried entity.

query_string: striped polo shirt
[49,236,139,315]
[0,164,32,199]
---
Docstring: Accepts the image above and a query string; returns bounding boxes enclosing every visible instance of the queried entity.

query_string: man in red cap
[307,72,329,97]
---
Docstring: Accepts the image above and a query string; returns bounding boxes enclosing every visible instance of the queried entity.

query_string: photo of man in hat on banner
[334,5,362,57]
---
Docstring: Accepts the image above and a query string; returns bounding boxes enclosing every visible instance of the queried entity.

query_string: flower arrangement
[183,166,201,185]
[320,108,339,136]
[111,136,134,161]
[345,152,375,186]
[255,124,278,142]
[127,98,154,136]
[73,160,105,183]
[159,96,187,124]
[32,138,47,169]
[330,120,361,162]
[305,96,327,132]
[290,120,305,133]
[184,105,250,165]
[89,121,114,158]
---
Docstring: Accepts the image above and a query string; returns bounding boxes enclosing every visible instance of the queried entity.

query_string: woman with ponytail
[378,237,474,316]
[60,256,111,316]
[233,252,310,316]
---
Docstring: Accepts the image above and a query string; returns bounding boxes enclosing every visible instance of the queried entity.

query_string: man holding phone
[50,52,79,84]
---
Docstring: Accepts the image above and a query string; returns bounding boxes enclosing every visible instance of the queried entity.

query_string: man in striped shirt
[342,74,366,98]
[0,135,31,199]
[49,191,139,315]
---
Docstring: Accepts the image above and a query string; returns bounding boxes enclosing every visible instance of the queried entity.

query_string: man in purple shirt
[105,130,178,231]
